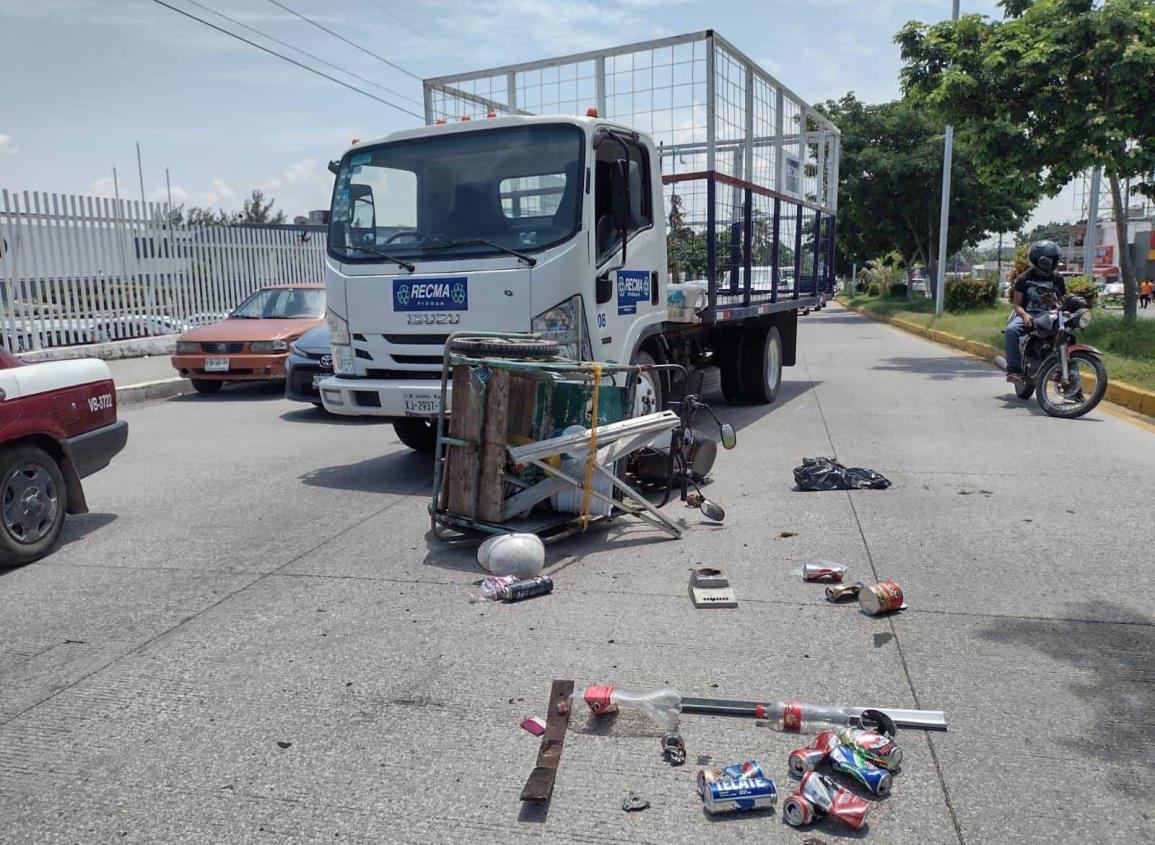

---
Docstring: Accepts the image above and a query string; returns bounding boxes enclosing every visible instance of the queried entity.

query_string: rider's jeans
[1004,315,1029,372]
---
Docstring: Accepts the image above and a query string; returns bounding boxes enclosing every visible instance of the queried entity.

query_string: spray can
[501,576,554,602]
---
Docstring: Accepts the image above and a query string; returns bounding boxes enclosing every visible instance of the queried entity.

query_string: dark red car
[0,348,128,566]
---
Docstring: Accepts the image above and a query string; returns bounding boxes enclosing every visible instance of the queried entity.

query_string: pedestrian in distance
[1141,278,1153,309]
[1004,241,1067,385]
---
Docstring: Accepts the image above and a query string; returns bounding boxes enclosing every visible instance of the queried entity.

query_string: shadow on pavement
[299,451,432,495]
[873,356,996,381]
[979,601,1153,795]
[168,381,285,402]
[280,406,386,425]
[994,394,1105,422]
[0,513,119,579]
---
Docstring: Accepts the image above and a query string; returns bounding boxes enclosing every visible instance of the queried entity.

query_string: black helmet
[1028,240,1062,274]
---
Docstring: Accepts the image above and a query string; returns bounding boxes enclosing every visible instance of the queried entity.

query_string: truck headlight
[176,341,199,354]
[531,295,591,361]
[326,308,350,345]
[250,339,289,353]
[332,343,355,375]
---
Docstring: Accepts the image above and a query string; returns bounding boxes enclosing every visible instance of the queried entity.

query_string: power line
[181,0,422,106]
[362,0,440,50]
[265,0,422,81]
[147,0,423,119]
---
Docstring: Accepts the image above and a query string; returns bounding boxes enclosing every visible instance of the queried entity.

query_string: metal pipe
[934,0,961,318]
[681,696,948,730]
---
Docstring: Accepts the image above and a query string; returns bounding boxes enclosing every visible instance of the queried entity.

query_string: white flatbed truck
[319,30,839,451]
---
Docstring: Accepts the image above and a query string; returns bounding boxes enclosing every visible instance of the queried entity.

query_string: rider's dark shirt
[1013,270,1066,315]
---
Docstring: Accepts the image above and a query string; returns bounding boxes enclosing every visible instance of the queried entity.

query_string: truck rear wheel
[740,325,782,405]
[394,418,438,453]
[0,445,67,567]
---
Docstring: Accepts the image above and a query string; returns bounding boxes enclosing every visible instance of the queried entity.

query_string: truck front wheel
[0,445,68,567]
[393,418,438,453]
[740,325,782,405]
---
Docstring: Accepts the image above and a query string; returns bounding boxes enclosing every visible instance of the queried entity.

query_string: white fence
[0,189,329,352]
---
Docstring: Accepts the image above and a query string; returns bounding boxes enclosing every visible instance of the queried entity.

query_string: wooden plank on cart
[446,364,482,518]
[477,367,510,522]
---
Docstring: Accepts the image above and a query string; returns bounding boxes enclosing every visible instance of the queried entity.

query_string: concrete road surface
[0,305,1151,844]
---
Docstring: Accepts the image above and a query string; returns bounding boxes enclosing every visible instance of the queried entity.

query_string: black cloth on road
[794,456,891,491]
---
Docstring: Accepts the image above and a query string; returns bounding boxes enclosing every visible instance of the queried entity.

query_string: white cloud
[0,134,15,155]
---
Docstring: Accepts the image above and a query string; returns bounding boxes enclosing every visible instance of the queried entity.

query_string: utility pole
[934,0,961,317]
[1082,166,1101,278]
[997,231,1003,283]
[135,142,147,209]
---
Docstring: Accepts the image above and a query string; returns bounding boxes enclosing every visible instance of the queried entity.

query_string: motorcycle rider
[1005,240,1066,384]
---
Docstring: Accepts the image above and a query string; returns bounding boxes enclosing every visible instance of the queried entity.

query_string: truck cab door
[592,134,664,362]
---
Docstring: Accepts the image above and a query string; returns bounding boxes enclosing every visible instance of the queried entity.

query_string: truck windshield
[328,124,584,263]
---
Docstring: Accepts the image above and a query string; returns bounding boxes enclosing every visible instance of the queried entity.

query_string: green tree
[166,204,231,227]
[1017,220,1077,248]
[897,0,1155,317]
[241,189,286,224]
[817,93,1037,287]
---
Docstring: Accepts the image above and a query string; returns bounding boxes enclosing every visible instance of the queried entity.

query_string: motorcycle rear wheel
[1014,381,1036,400]
[1035,351,1107,419]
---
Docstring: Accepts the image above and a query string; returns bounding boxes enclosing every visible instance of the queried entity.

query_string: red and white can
[859,580,904,615]
[802,562,846,583]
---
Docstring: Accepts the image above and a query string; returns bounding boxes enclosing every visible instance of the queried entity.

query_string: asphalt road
[0,305,1151,844]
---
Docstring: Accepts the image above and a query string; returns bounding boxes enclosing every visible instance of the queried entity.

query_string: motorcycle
[994,294,1108,419]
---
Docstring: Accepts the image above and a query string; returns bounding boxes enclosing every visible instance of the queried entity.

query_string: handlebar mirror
[720,423,737,450]
[699,498,726,522]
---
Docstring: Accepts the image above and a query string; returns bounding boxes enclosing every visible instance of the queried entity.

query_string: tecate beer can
[839,727,903,771]
[859,580,904,615]
[825,580,865,602]
[697,761,766,795]
[828,745,893,797]
[500,575,554,602]
[700,776,777,814]
[802,562,846,583]
[788,731,839,777]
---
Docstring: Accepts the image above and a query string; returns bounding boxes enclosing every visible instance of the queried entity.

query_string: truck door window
[594,139,652,264]
[335,164,418,247]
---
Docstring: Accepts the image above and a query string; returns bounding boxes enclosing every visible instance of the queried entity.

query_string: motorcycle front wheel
[1035,351,1108,419]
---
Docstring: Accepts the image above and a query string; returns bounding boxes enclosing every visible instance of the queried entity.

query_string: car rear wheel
[394,418,438,453]
[190,379,224,394]
[0,445,67,567]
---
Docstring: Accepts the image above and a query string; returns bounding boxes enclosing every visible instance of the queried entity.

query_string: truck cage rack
[423,30,840,322]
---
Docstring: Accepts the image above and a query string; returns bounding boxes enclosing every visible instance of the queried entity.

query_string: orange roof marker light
[350,138,361,145]
[586,106,599,117]
[461,115,471,121]
[435,118,447,124]
[487,110,497,118]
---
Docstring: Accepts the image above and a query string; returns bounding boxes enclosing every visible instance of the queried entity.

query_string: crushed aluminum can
[827,745,892,797]
[697,761,766,795]
[795,771,870,830]
[700,776,777,814]
[788,731,840,777]
[839,727,903,771]
[859,580,904,615]
[783,793,816,827]
[825,580,865,602]
[802,562,846,583]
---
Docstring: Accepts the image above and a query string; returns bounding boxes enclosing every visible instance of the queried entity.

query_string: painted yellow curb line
[843,303,1155,421]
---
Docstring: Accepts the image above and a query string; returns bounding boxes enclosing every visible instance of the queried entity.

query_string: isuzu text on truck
[319,31,839,451]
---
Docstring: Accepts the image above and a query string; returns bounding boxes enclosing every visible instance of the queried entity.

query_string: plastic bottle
[470,575,516,603]
[755,701,895,737]
[567,685,682,732]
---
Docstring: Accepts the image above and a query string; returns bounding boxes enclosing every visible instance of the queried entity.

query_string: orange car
[171,284,326,394]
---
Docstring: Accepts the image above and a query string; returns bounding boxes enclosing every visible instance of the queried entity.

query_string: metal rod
[934,0,960,318]
[681,696,948,730]
[1082,166,1102,276]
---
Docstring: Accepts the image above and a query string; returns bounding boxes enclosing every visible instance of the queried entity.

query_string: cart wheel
[448,337,560,359]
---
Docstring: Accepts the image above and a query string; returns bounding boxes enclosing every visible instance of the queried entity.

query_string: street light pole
[934,0,961,317]
[1082,166,1102,278]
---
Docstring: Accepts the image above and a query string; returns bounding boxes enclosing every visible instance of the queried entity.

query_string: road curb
[116,378,190,405]
[842,302,1155,420]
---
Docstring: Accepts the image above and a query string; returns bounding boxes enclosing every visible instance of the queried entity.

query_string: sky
[0,0,1077,228]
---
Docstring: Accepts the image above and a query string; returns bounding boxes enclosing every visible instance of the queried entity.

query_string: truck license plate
[403,392,440,416]
[204,357,230,372]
